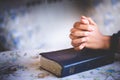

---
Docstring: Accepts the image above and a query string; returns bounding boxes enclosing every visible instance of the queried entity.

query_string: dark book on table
[40,48,115,77]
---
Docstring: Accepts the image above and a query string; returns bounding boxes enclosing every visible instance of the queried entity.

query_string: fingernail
[79,45,85,50]
[81,16,86,19]
[89,26,94,31]
[82,19,89,24]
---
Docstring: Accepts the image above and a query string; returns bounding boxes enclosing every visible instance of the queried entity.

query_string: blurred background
[0,0,120,52]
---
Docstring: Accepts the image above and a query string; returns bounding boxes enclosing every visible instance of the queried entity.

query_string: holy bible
[40,48,115,77]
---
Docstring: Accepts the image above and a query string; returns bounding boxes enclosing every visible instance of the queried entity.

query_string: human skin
[69,16,111,50]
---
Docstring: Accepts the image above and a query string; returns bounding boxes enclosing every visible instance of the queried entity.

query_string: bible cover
[40,48,115,77]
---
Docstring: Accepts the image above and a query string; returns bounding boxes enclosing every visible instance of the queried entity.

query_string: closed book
[40,48,115,77]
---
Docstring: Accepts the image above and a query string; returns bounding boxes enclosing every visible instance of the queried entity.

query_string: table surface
[0,49,120,80]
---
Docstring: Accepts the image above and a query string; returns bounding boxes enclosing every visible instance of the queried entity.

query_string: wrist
[102,36,111,50]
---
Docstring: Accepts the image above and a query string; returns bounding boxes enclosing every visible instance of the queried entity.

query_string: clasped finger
[72,31,89,37]
[71,37,87,47]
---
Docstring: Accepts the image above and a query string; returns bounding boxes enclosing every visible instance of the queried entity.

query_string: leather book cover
[40,48,115,77]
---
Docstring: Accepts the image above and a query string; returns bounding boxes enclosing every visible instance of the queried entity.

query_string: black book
[40,48,115,77]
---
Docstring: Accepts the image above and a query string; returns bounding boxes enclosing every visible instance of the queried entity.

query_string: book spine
[60,53,114,77]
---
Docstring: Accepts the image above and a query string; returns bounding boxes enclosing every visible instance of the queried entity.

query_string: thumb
[80,16,89,25]
[87,17,96,25]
